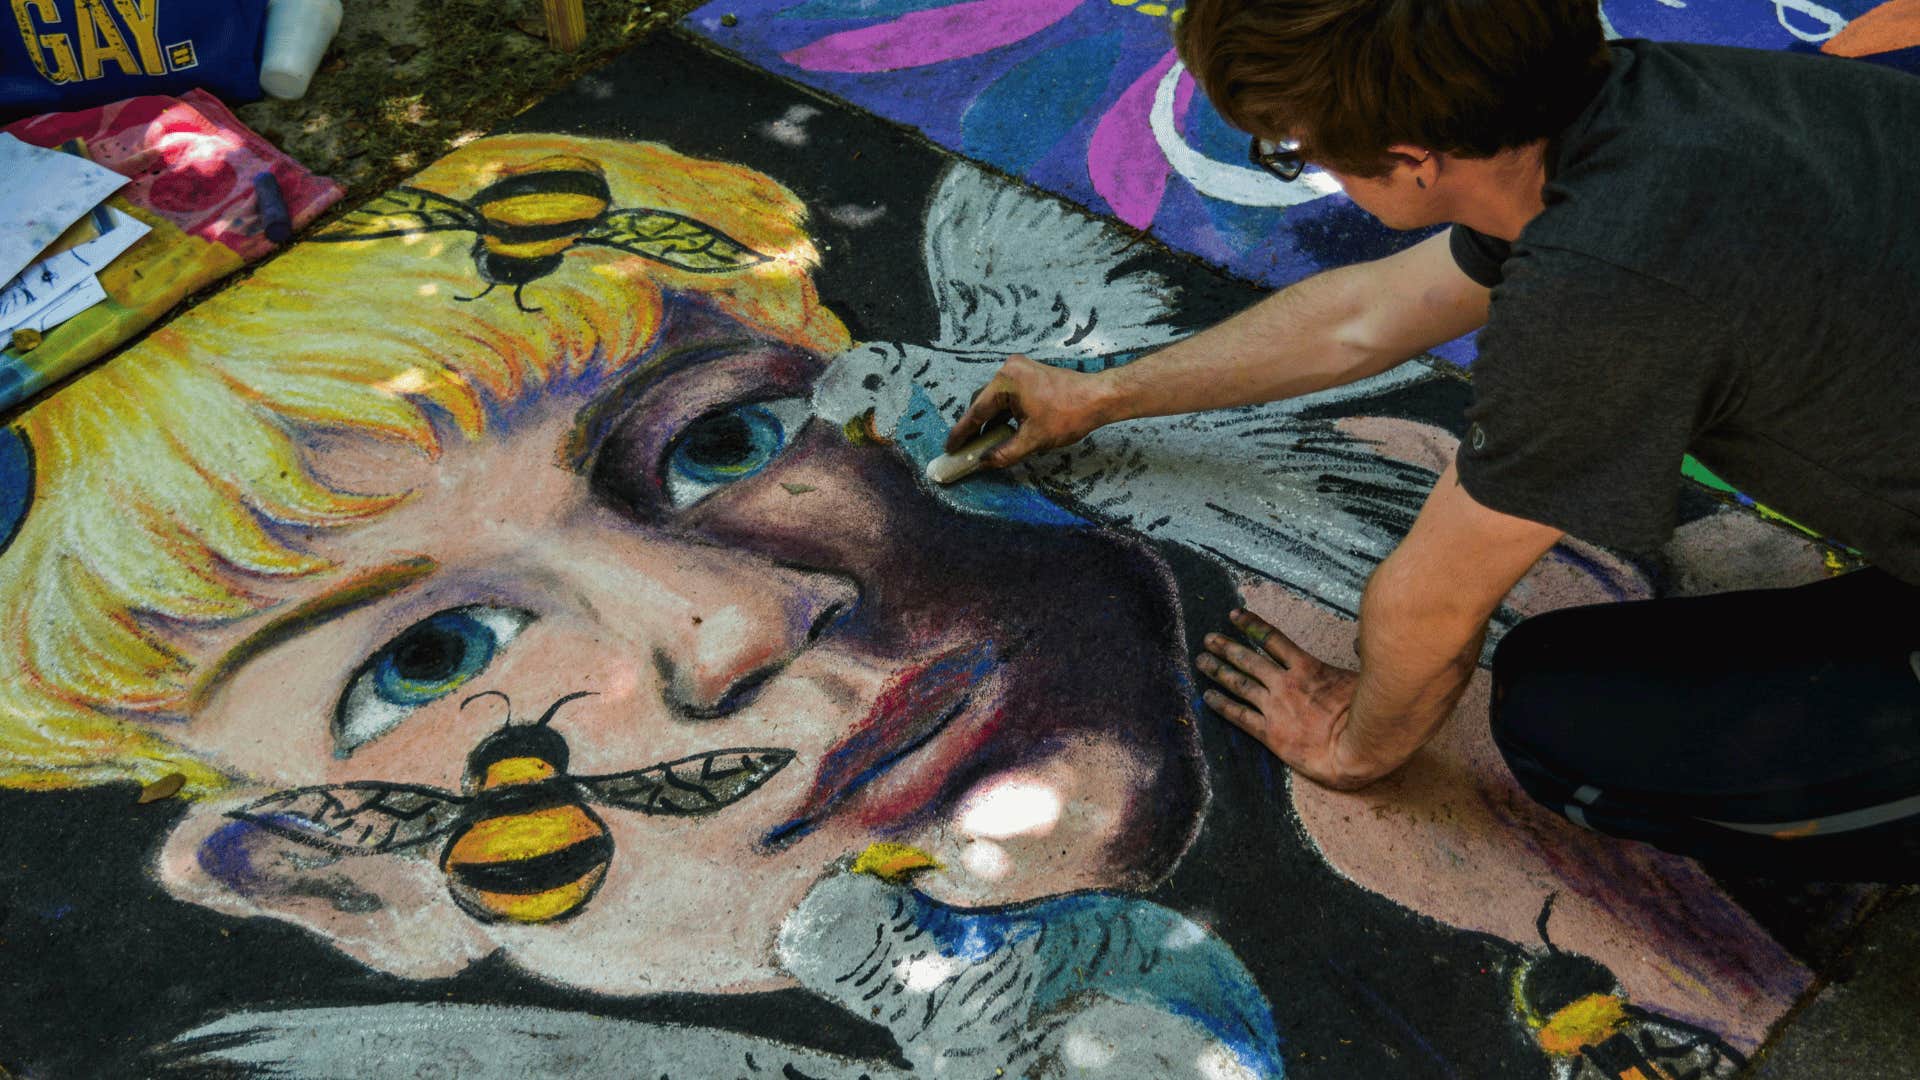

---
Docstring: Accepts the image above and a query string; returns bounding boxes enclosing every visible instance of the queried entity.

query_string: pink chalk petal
[1088,50,1179,230]
[781,0,1081,73]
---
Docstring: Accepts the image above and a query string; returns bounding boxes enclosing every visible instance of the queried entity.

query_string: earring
[1416,177,1427,189]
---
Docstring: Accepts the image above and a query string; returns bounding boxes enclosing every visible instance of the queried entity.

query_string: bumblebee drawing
[1513,896,1747,1080]
[314,154,771,311]
[230,691,794,925]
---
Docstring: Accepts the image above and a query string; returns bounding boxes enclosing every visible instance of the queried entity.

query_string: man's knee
[1487,612,1563,759]
[1486,610,1624,828]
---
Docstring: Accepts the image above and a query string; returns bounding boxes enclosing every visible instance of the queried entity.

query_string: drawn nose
[657,646,780,720]
[657,578,857,722]
[538,514,860,726]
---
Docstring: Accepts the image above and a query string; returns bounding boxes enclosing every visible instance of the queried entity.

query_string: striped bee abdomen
[473,156,612,263]
[441,780,613,925]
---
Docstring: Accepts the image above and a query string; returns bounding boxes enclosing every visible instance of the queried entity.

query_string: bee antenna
[512,284,543,314]
[1536,893,1561,953]
[460,690,513,722]
[454,283,495,303]
[534,691,597,727]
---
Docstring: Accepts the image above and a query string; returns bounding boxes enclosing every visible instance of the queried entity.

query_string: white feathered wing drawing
[162,860,1281,1078]
[816,164,1456,625]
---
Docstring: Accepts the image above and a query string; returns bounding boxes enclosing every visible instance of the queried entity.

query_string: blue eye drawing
[664,397,813,508]
[334,605,534,756]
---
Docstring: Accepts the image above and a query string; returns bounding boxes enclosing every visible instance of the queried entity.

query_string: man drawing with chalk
[945,0,1920,879]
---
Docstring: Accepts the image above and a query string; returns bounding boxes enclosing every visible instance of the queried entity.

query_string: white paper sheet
[16,275,109,335]
[0,207,150,337]
[0,133,128,287]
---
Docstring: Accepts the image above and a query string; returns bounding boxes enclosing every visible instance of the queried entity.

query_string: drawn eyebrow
[559,335,770,474]
[188,556,440,709]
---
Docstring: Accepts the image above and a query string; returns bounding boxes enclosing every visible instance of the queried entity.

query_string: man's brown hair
[1176,0,1612,177]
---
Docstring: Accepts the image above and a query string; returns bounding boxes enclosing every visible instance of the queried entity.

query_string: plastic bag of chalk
[2,0,269,121]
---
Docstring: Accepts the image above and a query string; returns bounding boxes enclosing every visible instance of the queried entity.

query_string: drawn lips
[759,640,1000,850]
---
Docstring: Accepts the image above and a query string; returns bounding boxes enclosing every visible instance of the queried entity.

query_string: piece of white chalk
[925,424,1016,485]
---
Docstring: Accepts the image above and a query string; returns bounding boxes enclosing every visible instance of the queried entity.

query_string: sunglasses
[1248,137,1306,182]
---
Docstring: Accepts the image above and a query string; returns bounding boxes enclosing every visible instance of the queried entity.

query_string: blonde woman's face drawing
[154,296,1205,995]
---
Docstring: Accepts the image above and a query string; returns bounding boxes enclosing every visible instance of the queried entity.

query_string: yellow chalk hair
[0,134,849,795]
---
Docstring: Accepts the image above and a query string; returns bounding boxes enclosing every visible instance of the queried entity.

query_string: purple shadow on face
[197,815,296,896]
[198,814,389,915]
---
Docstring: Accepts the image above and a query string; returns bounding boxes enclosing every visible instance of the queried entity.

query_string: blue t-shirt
[2,0,266,119]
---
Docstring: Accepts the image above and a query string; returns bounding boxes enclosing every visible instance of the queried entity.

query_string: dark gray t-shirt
[1452,39,1920,583]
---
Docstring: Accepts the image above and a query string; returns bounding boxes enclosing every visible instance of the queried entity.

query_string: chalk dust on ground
[238,0,708,201]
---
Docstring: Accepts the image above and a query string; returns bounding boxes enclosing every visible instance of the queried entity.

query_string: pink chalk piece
[781,0,1080,74]
[1088,50,1183,230]
[3,90,343,261]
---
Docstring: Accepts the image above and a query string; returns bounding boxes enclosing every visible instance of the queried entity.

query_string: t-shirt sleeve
[1456,247,1727,552]
[1449,225,1512,288]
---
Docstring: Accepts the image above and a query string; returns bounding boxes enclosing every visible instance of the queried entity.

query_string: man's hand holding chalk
[926,423,1016,484]
[942,353,1122,478]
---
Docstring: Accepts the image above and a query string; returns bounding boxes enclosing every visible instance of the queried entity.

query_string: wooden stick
[544,0,586,52]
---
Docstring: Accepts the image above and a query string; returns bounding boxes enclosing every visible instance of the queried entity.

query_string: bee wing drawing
[315,186,483,241]
[1606,1007,1745,1078]
[580,747,795,816]
[579,209,771,273]
[229,782,466,855]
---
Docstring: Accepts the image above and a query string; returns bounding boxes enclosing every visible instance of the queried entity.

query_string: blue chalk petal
[961,30,1121,176]
[1185,94,1246,163]
[1178,96,1297,254]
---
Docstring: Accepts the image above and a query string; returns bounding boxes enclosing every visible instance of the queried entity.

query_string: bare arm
[947,230,1490,465]
[1199,462,1564,788]
[1103,230,1490,419]
[1343,464,1563,776]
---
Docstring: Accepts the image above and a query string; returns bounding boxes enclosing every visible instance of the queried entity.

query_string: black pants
[1490,568,1920,881]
